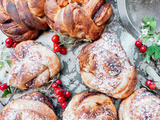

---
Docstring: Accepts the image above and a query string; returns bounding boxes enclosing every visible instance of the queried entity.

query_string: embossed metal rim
[117,0,140,38]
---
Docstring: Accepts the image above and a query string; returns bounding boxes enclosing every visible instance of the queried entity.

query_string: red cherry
[5,38,13,46]
[54,43,59,47]
[65,91,71,98]
[57,96,66,103]
[149,82,156,90]
[53,45,61,52]
[0,83,8,91]
[5,44,12,48]
[139,46,147,53]
[54,85,61,90]
[52,83,58,89]
[60,47,67,55]
[12,42,18,48]
[146,80,152,87]
[52,35,59,43]
[55,88,62,95]
[55,79,62,85]
[135,39,142,47]
[61,89,66,96]
[61,101,68,109]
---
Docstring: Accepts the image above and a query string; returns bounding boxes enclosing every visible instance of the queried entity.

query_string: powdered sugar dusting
[130,90,160,120]
[8,41,60,89]
[86,33,132,92]
[64,103,116,120]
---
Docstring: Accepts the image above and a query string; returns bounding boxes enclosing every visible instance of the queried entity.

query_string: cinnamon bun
[45,0,113,40]
[8,40,61,90]
[63,92,117,120]
[78,33,137,99]
[0,92,57,120]
[119,88,160,120]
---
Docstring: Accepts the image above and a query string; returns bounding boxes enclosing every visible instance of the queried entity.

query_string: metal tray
[117,0,160,38]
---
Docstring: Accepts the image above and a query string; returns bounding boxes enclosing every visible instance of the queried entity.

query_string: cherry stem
[5,88,17,105]
[0,101,5,106]
[49,94,58,98]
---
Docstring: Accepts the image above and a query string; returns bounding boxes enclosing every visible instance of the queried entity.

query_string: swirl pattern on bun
[78,33,137,99]
[63,92,117,120]
[119,88,160,120]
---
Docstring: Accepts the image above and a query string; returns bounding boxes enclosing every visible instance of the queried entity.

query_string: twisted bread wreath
[119,88,160,120]
[7,40,61,90]
[0,0,47,42]
[45,0,113,40]
[63,92,117,120]
[0,92,57,120]
[78,33,137,99]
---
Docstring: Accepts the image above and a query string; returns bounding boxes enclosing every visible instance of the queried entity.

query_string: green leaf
[155,49,160,59]
[148,31,154,35]
[0,62,4,70]
[141,36,150,42]
[0,52,8,59]
[146,66,160,82]
[153,34,160,44]
[2,89,11,98]
[68,39,75,43]
[142,17,149,24]
[149,17,156,31]
[143,53,151,63]
[5,60,11,67]
[147,45,156,55]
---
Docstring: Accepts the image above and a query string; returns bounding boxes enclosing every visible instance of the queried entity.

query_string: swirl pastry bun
[45,0,113,40]
[0,92,57,120]
[0,0,47,42]
[8,40,61,90]
[119,88,160,120]
[78,33,137,99]
[63,92,117,120]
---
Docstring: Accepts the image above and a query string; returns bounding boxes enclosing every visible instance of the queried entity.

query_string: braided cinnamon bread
[63,92,117,120]
[7,40,61,90]
[0,0,47,42]
[78,33,137,99]
[44,0,113,40]
[119,88,160,120]
[0,92,57,120]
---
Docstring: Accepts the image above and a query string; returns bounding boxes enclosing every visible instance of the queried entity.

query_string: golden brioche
[0,0,47,42]
[45,0,113,40]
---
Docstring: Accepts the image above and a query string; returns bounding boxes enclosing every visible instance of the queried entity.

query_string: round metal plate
[117,0,160,38]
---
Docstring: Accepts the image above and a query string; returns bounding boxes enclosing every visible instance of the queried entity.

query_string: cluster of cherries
[52,35,67,55]
[135,39,147,53]
[52,79,71,109]
[5,38,18,48]
[146,80,156,90]
[0,83,8,91]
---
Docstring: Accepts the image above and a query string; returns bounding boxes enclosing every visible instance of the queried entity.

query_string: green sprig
[140,17,160,63]
[0,51,11,71]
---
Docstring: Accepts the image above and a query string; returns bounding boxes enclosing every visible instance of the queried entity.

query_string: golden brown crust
[78,33,137,99]
[0,0,47,42]
[0,92,57,120]
[7,40,61,90]
[44,0,113,40]
[119,88,160,120]
[20,92,54,110]
[63,92,117,120]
